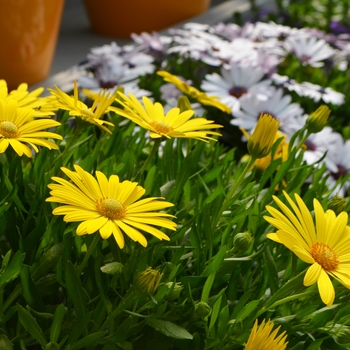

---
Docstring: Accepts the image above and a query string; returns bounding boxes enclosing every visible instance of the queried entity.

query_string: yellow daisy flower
[264,191,350,306]
[0,79,57,117]
[48,81,115,134]
[0,99,62,157]
[134,267,163,295]
[111,92,223,142]
[245,319,288,350]
[46,165,176,248]
[157,71,231,113]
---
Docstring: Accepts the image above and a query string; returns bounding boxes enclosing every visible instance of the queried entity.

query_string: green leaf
[201,245,227,277]
[50,304,66,343]
[31,241,66,281]
[209,294,223,332]
[20,265,46,312]
[0,334,13,350]
[147,319,193,340]
[201,272,216,303]
[0,251,25,287]
[17,304,47,348]
[69,332,105,350]
[65,261,88,320]
[236,300,260,321]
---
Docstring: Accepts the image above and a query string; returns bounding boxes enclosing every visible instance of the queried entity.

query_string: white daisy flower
[285,35,335,67]
[323,135,350,197]
[231,87,304,132]
[302,127,341,173]
[300,82,345,105]
[271,73,305,96]
[201,61,272,111]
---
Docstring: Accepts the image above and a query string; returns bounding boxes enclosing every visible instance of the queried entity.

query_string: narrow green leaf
[201,272,216,303]
[69,332,105,350]
[236,300,260,321]
[20,265,45,312]
[17,304,47,348]
[65,261,87,320]
[147,319,193,340]
[50,304,66,343]
[0,251,25,287]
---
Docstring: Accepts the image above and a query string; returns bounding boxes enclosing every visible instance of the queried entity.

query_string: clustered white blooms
[70,20,349,196]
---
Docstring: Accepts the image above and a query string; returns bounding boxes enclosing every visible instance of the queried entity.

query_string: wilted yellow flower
[245,319,288,350]
[157,71,231,113]
[111,92,223,142]
[0,79,57,117]
[134,267,162,295]
[48,81,115,134]
[0,99,62,157]
[306,105,331,133]
[247,114,281,159]
[265,191,350,306]
[46,164,176,248]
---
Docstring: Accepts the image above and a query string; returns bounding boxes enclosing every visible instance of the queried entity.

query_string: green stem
[77,234,101,275]
[133,138,161,181]
[213,156,256,228]
[257,290,317,316]
[50,121,83,170]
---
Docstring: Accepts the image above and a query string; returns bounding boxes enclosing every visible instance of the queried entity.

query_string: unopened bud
[194,301,211,318]
[334,328,350,346]
[306,105,331,134]
[164,282,183,301]
[177,95,193,113]
[233,231,254,253]
[328,195,347,215]
[134,267,162,295]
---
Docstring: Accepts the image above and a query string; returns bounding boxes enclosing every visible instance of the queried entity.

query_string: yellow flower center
[151,121,173,134]
[310,242,339,270]
[96,198,125,220]
[0,121,19,138]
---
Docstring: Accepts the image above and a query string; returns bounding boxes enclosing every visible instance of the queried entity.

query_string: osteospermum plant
[3,10,350,348]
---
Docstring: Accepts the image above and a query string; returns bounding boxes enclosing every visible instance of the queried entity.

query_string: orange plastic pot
[0,0,65,89]
[83,0,211,38]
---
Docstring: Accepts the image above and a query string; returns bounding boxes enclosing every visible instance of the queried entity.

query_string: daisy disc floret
[264,191,350,306]
[245,319,288,350]
[0,99,62,157]
[112,92,223,142]
[48,81,115,134]
[46,165,176,248]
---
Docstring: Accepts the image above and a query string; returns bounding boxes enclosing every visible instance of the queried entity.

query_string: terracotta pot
[83,0,211,38]
[0,0,65,89]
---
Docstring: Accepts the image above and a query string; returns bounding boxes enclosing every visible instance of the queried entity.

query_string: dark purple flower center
[331,164,348,180]
[229,86,247,98]
[258,111,277,120]
[304,139,317,151]
[99,80,117,89]
[300,55,311,63]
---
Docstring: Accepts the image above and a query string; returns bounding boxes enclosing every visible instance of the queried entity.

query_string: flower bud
[164,282,183,301]
[194,301,211,318]
[177,95,193,113]
[134,267,162,295]
[334,328,350,346]
[233,231,254,253]
[306,105,331,134]
[248,114,280,159]
[328,195,347,216]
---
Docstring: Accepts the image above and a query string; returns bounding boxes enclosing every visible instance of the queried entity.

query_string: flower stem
[213,156,256,228]
[133,138,161,181]
[77,234,101,275]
